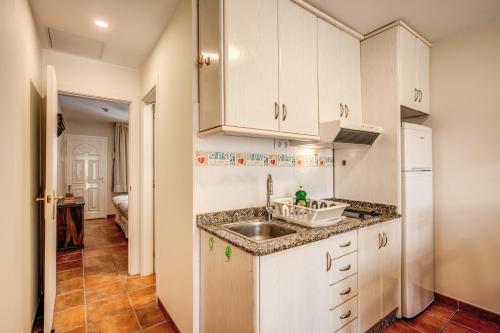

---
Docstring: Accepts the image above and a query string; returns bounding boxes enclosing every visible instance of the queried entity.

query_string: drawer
[329,231,357,259]
[329,274,358,309]
[335,318,358,333]
[328,251,358,284]
[330,296,358,332]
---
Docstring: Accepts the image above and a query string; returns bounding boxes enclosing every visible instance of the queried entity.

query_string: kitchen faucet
[266,174,274,221]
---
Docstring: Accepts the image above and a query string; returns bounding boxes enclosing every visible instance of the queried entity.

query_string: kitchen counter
[196,199,399,256]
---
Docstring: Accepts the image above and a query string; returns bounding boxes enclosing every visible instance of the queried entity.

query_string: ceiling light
[94,20,108,28]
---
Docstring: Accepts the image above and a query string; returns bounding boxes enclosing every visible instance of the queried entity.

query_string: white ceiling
[30,0,181,68]
[306,0,500,42]
[59,94,129,123]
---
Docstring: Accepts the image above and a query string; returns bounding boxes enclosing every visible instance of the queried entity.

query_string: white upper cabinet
[318,19,362,125]
[224,0,279,131]
[278,0,318,136]
[398,26,431,114]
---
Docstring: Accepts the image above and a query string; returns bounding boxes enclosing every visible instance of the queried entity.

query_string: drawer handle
[339,264,351,272]
[340,310,352,320]
[339,287,352,296]
[339,241,351,248]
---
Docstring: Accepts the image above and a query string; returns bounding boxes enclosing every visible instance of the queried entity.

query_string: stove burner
[342,208,381,220]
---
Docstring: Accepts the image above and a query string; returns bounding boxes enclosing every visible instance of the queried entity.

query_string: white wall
[424,18,500,314]
[140,0,195,331]
[0,0,42,331]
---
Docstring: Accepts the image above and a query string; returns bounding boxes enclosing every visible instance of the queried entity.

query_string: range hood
[317,120,383,148]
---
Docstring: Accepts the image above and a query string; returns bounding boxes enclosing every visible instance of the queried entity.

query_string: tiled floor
[384,299,500,333]
[53,217,176,333]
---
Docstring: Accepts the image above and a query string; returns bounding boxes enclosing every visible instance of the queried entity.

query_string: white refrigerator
[401,122,434,318]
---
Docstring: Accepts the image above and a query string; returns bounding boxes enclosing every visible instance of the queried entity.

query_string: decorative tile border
[195,151,333,167]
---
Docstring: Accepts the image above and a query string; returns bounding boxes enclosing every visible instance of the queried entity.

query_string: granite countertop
[196,199,400,256]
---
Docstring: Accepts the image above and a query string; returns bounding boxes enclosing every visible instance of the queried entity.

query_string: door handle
[274,102,279,120]
[339,103,344,117]
[326,251,333,272]
[418,89,423,103]
[52,191,64,219]
[344,104,349,118]
[282,104,287,121]
[378,233,383,248]
[414,88,418,102]
[382,232,388,247]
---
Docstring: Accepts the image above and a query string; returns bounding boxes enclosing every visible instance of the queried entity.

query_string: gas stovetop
[342,208,381,220]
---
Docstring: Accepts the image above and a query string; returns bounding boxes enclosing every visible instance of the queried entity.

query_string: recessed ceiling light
[94,20,108,28]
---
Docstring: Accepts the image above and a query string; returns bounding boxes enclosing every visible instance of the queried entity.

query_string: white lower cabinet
[358,218,401,332]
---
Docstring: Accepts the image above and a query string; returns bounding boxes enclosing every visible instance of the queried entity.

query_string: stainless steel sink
[222,220,297,243]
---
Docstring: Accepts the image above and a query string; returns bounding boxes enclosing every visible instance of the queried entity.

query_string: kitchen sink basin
[222,220,297,243]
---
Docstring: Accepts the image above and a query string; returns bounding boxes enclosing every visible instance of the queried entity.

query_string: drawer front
[330,231,358,259]
[329,274,358,309]
[328,251,358,284]
[330,296,358,332]
[336,318,358,333]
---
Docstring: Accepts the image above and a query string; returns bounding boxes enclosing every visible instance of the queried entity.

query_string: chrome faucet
[266,174,274,221]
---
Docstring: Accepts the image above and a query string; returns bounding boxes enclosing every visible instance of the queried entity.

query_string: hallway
[52,217,174,333]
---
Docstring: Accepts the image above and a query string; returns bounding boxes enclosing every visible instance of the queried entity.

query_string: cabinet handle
[340,310,352,320]
[378,233,383,248]
[326,252,333,272]
[414,88,418,102]
[344,104,349,118]
[339,264,351,272]
[339,241,351,248]
[383,232,388,247]
[282,104,287,121]
[339,287,352,296]
[418,89,423,102]
[339,103,344,117]
[274,102,279,120]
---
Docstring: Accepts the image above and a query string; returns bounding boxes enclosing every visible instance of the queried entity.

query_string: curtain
[113,123,128,193]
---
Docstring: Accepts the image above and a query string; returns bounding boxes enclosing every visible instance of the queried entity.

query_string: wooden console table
[57,197,85,251]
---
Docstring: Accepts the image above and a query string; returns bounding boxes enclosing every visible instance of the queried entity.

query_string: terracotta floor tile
[55,290,84,312]
[451,310,500,332]
[57,252,82,264]
[57,268,83,283]
[143,322,176,333]
[63,325,86,333]
[57,259,83,272]
[86,281,125,304]
[406,311,448,333]
[84,247,112,259]
[129,285,157,308]
[428,300,458,320]
[126,274,156,292]
[443,322,477,333]
[56,278,83,295]
[52,306,85,332]
[85,271,120,288]
[85,254,115,267]
[384,321,421,333]
[87,310,140,333]
[86,294,132,322]
[135,302,166,329]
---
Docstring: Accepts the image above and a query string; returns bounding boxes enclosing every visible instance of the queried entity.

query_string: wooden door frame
[64,134,108,219]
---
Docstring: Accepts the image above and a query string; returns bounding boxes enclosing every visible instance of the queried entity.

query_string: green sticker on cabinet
[208,237,214,250]
[225,246,232,260]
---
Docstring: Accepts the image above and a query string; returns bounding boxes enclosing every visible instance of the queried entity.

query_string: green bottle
[295,186,307,207]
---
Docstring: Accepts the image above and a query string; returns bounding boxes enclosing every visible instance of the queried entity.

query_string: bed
[112,194,129,238]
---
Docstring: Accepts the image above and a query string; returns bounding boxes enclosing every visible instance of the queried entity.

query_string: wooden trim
[435,292,500,324]
[199,125,320,142]
[290,0,364,40]
[106,214,115,219]
[158,297,181,333]
[364,20,432,46]
[58,90,131,104]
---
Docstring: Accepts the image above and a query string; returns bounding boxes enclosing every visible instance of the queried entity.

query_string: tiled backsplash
[195,151,334,168]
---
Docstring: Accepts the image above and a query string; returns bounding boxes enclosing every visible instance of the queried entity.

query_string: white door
[278,0,318,136]
[43,65,58,333]
[358,223,382,332]
[318,19,342,123]
[381,219,402,317]
[340,32,362,124]
[416,39,430,114]
[398,26,418,111]
[224,0,280,131]
[66,135,107,219]
[401,124,433,171]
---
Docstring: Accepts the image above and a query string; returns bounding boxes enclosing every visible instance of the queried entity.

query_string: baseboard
[435,292,500,324]
[107,214,115,219]
[366,309,397,333]
[158,297,181,333]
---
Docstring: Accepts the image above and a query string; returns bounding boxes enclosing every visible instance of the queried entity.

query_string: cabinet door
[381,219,402,317]
[358,224,382,332]
[318,19,342,124]
[224,0,280,131]
[340,32,362,124]
[417,39,430,114]
[398,26,418,111]
[278,0,318,136]
[260,239,330,333]
[200,232,254,333]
